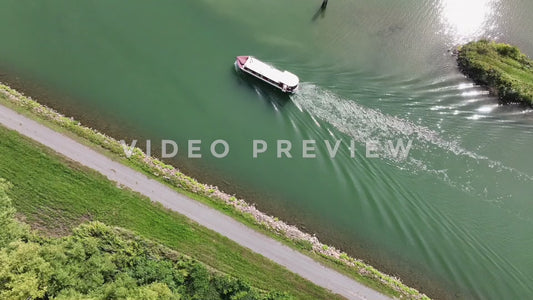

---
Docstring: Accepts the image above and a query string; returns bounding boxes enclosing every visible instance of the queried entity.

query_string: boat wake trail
[291,83,532,202]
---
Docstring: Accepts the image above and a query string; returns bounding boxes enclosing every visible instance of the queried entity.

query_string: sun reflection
[477,104,498,113]
[439,0,499,43]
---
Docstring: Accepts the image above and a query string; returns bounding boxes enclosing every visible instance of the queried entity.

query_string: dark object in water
[312,0,329,21]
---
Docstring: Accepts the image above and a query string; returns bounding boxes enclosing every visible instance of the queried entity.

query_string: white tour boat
[235,56,299,93]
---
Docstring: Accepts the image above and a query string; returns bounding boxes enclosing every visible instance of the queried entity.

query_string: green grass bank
[457,40,533,106]
[0,125,340,299]
[0,179,289,299]
[0,82,429,299]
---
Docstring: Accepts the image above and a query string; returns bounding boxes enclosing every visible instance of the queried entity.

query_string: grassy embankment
[0,179,288,299]
[0,126,338,299]
[457,40,533,106]
[0,83,429,299]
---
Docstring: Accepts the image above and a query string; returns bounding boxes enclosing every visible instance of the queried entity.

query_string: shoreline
[0,81,429,299]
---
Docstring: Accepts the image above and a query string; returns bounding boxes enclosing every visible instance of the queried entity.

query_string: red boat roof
[237,56,249,66]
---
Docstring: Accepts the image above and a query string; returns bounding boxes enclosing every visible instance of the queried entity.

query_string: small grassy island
[457,40,533,106]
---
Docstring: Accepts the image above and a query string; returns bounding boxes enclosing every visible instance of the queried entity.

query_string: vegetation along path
[0,103,391,300]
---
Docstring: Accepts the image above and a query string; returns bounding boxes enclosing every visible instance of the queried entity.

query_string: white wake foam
[291,83,532,194]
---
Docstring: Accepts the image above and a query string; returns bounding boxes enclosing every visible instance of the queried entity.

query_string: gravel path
[0,104,391,300]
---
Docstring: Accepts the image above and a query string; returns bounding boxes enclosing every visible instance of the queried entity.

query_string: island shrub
[457,40,533,106]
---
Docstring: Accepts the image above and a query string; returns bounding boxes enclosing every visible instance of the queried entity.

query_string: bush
[0,179,287,300]
[0,179,28,248]
[457,40,533,106]
[295,239,313,251]
[495,44,519,59]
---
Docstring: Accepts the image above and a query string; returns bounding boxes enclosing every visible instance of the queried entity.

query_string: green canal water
[1,0,532,298]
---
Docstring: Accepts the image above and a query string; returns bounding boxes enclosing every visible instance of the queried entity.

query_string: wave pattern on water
[291,82,533,298]
[291,83,532,203]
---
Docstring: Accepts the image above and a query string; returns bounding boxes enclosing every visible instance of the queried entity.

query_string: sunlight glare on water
[439,0,500,43]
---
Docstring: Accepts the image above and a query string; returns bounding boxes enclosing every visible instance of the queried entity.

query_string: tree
[0,178,289,300]
[0,179,27,248]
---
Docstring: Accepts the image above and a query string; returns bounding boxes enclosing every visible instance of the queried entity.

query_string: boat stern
[281,71,299,93]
